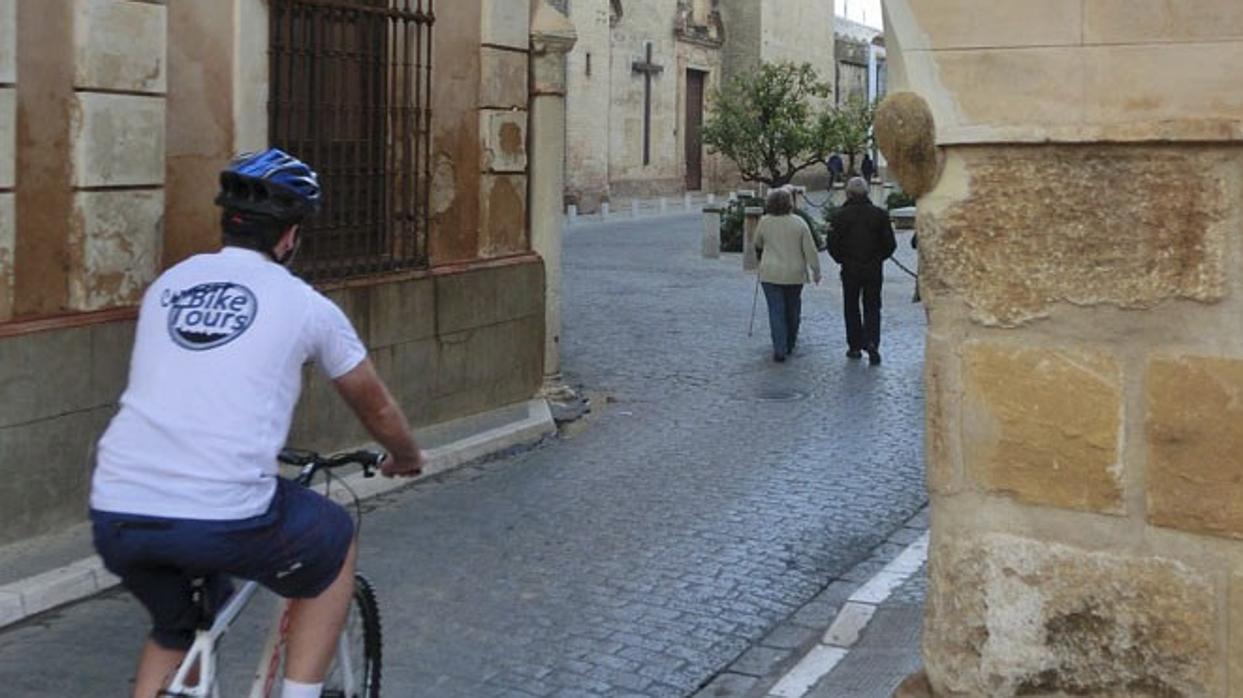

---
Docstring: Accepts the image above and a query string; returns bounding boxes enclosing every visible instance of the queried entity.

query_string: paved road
[0,213,927,696]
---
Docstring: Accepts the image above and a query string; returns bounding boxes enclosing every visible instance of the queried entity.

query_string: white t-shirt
[91,247,368,520]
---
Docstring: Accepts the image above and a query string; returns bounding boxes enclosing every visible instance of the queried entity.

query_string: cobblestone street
[0,212,927,696]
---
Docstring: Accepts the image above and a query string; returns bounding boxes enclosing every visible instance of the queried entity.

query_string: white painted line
[768,645,848,698]
[848,532,929,605]
[764,528,930,697]
[823,602,876,647]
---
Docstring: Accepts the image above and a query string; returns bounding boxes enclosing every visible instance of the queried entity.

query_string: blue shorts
[91,478,354,650]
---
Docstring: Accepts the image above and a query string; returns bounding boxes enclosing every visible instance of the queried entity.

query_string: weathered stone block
[73,0,166,93]
[893,0,1082,50]
[479,174,528,258]
[89,318,135,407]
[924,334,960,494]
[1233,572,1243,698]
[436,260,543,336]
[926,534,1220,697]
[0,87,13,188]
[0,326,93,428]
[1084,42,1243,129]
[1147,356,1243,540]
[962,343,1123,513]
[481,0,530,50]
[0,407,112,546]
[323,285,372,348]
[71,92,165,187]
[923,147,1229,326]
[481,110,528,174]
[0,0,13,84]
[480,47,528,109]
[1085,0,1243,44]
[68,190,163,311]
[430,315,542,422]
[368,276,435,349]
[0,193,12,321]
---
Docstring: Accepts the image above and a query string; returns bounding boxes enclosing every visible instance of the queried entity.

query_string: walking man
[828,177,896,365]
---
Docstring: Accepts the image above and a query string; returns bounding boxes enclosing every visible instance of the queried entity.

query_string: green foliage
[886,190,916,210]
[828,97,876,176]
[702,62,834,188]
[719,197,827,253]
[719,195,764,253]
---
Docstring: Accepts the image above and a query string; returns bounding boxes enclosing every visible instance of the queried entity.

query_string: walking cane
[747,275,760,337]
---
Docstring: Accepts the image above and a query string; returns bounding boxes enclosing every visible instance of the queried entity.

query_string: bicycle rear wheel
[322,573,382,698]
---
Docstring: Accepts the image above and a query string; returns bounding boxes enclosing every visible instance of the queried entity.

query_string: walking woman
[755,188,821,363]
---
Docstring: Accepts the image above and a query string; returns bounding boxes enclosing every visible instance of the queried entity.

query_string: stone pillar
[528,0,576,389]
[878,1,1243,694]
[742,206,762,271]
[0,0,15,320]
[701,205,722,259]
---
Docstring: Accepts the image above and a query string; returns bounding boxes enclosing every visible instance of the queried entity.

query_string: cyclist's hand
[382,450,425,478]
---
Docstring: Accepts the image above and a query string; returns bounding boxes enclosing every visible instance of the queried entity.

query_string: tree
[701,62,834,188]
[829,96,875,177]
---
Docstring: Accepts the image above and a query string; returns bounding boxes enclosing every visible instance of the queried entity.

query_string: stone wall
[564,0,612,211]
[564,0,834,207]
[880,1,1243,695]
[0,1,546,547]
[0,258,544,547]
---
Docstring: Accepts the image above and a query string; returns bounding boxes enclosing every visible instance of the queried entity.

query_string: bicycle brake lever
[364,453,385,478]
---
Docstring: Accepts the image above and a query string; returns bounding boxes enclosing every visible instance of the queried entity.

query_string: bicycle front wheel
[322,573,382,698]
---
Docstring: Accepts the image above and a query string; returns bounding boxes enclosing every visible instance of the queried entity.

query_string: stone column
[528,0,576,391]
[878,1,1243,694]
[0,0,15,320]
[742,206,762,271]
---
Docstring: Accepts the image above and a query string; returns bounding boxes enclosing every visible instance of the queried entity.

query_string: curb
[692,506,929,698]
[767,531,928,697]
[0,398,557,631]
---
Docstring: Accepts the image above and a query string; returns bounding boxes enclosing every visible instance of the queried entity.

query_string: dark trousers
[841,268,883,351]
[761,282,803,358]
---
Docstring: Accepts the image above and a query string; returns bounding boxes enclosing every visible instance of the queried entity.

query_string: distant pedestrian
[861,154,876,182]
[828,177,896,365]
[826,154,844,185]
[755,188,821,363]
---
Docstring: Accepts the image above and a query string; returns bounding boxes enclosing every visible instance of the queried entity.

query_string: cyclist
[89,149,424,698]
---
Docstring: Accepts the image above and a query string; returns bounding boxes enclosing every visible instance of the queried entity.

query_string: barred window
[269,0,434,282]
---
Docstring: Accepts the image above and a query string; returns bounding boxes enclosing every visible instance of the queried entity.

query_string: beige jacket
[755,214,821,285]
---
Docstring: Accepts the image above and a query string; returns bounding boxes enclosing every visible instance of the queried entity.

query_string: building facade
[0,0,548,546]
[563,0,836,212]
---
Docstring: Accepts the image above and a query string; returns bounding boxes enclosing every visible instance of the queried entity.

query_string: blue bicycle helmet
[215,148,322,221]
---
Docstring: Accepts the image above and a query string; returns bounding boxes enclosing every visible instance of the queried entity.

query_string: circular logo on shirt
[162,282,259,351]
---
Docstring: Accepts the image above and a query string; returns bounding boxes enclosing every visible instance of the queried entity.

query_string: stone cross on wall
[631,42,663,166]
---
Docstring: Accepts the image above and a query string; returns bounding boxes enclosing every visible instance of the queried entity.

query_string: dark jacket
[828,198,897,274]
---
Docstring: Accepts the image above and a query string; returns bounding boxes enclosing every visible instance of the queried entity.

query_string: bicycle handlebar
[279,447,385,484]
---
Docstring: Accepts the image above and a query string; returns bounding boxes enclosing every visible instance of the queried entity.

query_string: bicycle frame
[161,452,377,697]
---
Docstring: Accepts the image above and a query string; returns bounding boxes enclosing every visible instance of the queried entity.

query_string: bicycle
[160,448,385,698]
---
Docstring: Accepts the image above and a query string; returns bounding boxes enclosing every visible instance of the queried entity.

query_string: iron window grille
[269,0,434,282]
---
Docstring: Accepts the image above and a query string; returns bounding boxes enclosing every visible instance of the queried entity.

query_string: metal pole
[747,276,760,337]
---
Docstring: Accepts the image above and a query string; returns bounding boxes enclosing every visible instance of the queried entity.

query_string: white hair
[846,177,869,200]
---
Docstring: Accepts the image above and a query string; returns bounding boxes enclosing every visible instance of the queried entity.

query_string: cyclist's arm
[333,359,424,477]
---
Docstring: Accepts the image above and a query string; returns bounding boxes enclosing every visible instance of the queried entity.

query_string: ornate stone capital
[530,0,577,96]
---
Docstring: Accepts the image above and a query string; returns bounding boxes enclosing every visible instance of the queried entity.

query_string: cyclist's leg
[283,539,358,683]
[132,640,187,698]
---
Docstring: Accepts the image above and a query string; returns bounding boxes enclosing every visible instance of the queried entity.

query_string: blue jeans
[761,282,803,358]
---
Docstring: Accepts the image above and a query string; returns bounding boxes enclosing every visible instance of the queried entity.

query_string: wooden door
[685,70,706,191]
